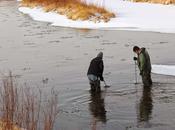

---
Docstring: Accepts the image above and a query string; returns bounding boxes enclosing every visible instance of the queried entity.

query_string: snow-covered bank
[18,0,175,33]
[152,65,175,76]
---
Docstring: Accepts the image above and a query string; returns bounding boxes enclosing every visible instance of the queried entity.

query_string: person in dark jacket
[133,46,152,87]
[87,52,104,92]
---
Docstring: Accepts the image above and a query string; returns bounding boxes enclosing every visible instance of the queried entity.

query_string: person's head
[133,46,140,54]
[97,52,103,59]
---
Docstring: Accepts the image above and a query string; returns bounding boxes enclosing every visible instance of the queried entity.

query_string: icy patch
[152,65,175,76]
[18,7,131,29]
[18,0,175,33]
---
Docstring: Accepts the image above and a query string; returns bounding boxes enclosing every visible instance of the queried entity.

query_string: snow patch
[18,0,175,33]
[152,65,175,76]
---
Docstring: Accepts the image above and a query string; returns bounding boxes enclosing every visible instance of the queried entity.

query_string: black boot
[90,83,96,92]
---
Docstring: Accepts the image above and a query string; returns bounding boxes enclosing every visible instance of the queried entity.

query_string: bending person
[87,52,104,92]
[133,46,152,87]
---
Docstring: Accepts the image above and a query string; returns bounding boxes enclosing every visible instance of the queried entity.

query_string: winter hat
[97,52,103,59]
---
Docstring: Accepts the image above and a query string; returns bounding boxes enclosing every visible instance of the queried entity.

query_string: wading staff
[134,59,138,84]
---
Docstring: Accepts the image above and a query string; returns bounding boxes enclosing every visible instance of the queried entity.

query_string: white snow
[152,65,175,76]
[18,0,175,33]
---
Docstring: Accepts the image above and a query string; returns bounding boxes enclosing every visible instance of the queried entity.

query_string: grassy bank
[132,0,175,4]
[20,0,115,22]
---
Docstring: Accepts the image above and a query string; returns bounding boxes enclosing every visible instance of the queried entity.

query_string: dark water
[0,0,175,130]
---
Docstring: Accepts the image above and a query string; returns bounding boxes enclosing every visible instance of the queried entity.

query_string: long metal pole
[135,61,138,84]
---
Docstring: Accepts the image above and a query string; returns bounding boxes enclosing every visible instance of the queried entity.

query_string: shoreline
[19,0,115,22]
[18,0,175,34]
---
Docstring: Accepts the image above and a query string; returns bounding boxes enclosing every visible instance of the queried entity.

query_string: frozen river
[0,0,175,130]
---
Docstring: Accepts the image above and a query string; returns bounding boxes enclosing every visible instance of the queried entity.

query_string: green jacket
[137,48,151,74]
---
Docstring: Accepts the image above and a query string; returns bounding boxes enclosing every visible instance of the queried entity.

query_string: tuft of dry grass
[0,120,21,130]
[0,72,59,130]
[20,0,116,22]
[132,0,175,4]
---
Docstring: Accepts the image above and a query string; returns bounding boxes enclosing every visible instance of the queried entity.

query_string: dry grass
[20,0,115,22]
[132,0,175,4]
[0,72,59,130]
[0,120,21,130]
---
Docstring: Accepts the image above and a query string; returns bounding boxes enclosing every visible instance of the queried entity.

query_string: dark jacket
[138,48,151,74]
[87,57,104,79]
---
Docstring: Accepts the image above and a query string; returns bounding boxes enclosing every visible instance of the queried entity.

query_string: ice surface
[152,65,175,76]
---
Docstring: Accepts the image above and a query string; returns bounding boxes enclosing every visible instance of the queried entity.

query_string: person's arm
[99,61,104,81]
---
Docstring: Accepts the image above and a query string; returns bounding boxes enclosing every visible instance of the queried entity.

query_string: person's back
[133,46,152,87]
[87,57,103,78]
[138,48,151,74]
[143,48,151,73]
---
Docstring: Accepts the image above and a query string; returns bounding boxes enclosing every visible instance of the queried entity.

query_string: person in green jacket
[133,46,152,87]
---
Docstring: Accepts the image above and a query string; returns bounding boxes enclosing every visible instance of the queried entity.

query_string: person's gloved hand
[100,76,104,81]
[133,57,137,61]
[140,71,143,76]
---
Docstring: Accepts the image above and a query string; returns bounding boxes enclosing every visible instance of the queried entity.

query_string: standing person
[87,52,104,92]
[133,46,152,87]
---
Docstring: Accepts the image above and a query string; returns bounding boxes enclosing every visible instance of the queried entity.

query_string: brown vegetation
[132,0,175,5]
[0,72,58,130]
[20,0,115,22]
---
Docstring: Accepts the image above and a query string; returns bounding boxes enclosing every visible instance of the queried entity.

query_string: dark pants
[141,72,152,87]
[90,80,101,92]
[88,74,101,92]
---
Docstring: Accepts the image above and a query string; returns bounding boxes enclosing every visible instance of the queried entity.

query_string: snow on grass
[152,65,175,76]
[18,0,175,33]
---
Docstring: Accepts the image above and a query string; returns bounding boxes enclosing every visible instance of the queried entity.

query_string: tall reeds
[0,72,59,130]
